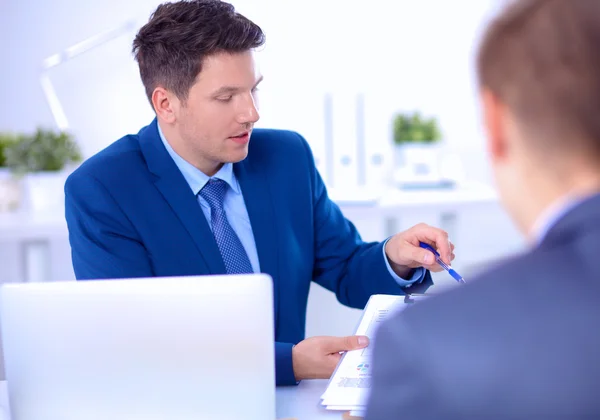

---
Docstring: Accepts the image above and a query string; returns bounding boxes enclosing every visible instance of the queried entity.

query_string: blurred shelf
[0,210,67,242]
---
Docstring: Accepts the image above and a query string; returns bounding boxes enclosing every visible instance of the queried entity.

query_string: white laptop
[0,274,275,420]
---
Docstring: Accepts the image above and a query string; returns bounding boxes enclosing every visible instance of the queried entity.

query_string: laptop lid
[0,274,275,420]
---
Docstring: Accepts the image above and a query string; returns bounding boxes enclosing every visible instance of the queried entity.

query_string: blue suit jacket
[65,119,432,386]
[365,193,600,419]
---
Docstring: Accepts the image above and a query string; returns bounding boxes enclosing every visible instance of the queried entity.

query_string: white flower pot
[23,170,69,214]
[0,169,21,212]
[393,143,451,188]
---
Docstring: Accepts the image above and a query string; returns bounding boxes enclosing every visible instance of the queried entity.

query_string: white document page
[320,294,428,409]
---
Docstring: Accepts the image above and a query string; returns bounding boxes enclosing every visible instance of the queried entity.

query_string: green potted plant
[0,132,21,212]
[391,111,445,187]
[4,127,82,174]
[4,127,82,212]
[393,111,442,147]
[0,132,19,173]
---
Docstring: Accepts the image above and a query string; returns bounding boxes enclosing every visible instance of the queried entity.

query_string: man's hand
[292,335,369,381]
[385,223,455,277]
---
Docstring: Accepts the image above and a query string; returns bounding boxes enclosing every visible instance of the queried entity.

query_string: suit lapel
[235,158,280,326]
[139,119,226,274]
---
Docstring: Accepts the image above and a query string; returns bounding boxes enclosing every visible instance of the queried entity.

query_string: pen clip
[418,242,440,257]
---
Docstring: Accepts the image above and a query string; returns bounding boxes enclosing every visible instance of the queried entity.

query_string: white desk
[0,379,345,420]
[276,380,342,419]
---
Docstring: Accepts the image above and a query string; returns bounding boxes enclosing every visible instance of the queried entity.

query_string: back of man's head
[132,0,265,105]
[476,0,600,236]
[477,0,600,163]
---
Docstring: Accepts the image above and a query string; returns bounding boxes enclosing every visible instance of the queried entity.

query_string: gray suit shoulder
[391,243,589,330]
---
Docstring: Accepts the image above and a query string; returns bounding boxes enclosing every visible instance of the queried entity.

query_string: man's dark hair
[132,0,265,104]
[477,0,600,160]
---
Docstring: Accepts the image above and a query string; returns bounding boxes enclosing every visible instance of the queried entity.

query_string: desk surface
[0,379,344,420]
[276,379,342,419]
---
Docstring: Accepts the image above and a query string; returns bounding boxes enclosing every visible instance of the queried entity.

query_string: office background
[0,0,522,377]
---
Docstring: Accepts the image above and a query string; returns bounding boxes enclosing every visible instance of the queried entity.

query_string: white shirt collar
[530,194,585,245]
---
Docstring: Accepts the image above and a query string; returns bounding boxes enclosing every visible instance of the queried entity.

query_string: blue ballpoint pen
[419,241,466,283]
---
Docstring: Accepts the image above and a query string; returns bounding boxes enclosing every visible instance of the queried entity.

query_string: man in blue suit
[365,0,600,418]
[64,0,454,386]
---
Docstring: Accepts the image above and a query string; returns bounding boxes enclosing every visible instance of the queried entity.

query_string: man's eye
[217,96,232,102]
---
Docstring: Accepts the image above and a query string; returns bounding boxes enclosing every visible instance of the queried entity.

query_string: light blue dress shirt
[158,125,424,286]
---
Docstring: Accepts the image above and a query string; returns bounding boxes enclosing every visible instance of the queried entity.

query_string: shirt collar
[530,193,586,246]
[157,123,240,196]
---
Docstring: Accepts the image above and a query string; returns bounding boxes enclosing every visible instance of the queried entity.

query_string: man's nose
[238,94,260,124]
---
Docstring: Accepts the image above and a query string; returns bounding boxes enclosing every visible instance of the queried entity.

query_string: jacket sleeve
[275,342,297,386]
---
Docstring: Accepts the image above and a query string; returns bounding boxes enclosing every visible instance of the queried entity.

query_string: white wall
[1,0,502,187]
[0,0,160,157]
[251,0,501,185]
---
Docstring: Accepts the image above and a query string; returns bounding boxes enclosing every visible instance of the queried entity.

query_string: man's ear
[152,87,177,124]
[481,88,508,162]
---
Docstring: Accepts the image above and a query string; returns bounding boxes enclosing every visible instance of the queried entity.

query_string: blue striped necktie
[199,178,253,274]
